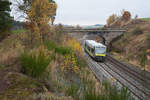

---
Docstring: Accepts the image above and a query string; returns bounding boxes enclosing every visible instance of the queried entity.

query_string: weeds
[76,56,87,69]
[66,83,80,98]
[20,48,51,78]
[44,40,72,55]
[79,79,133,100]
[61,53,79,74]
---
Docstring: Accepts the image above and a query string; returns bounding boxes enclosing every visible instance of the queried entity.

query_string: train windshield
[95,47,106,54]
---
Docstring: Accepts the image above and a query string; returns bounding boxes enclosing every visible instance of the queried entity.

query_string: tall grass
[44,40,72,55]
[102,81,133,100]
[20,50,51,78]
[81,80,133,100]
[66,83,80,99]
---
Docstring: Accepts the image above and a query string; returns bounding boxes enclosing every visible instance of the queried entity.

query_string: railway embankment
[109,19,150,72]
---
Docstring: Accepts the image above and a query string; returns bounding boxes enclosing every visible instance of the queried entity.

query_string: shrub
[44,40,57,50]
[132,27,143,35]
[20,49,51,78]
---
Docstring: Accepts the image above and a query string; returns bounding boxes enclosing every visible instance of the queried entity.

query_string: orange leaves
[121,11,131,21]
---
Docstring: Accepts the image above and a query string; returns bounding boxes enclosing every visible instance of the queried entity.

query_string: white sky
[11,0,150,25]
[54,0,150,25]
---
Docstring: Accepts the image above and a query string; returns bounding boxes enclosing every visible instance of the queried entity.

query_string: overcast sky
[54,0,150,25]
[11,0,150,25]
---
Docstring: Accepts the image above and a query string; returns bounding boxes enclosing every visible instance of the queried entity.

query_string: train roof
[85,40,106,48]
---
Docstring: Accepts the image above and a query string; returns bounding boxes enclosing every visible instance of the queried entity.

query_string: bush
[132,27,143,35]
[20,50,51,78]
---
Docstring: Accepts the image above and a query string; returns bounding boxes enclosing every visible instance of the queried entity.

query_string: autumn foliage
[61,53,79,74]
[24,0,57,41]
[67,38,83,57]
[121,11,131,21]
[107,14,117,25]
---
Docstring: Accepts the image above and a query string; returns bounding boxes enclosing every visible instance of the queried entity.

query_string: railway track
[86,54,150,100]
[105,56,150,100]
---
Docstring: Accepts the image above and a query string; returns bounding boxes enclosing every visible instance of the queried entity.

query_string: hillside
[0,28,134,100]
[110,19,150,72]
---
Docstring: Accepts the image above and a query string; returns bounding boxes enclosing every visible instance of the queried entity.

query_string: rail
[86,54,150,100]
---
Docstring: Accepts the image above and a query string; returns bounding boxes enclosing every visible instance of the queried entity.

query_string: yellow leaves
[27,0,57,24]
[61,53,79,74]
[107,14,117,25]
[67,38,83,57]
[26,0,57,42]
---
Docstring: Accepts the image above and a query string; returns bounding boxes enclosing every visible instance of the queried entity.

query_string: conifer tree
[0,0,12,39]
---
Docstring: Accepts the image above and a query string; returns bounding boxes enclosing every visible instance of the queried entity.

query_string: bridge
[67,28,127,46]
[65,28,127,33]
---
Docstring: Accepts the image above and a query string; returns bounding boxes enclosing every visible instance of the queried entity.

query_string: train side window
[87,46,90,51]
[91,48,94,53]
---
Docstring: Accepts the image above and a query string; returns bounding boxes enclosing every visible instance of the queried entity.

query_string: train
[84,40,107,62]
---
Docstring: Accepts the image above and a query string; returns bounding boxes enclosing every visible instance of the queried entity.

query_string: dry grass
[0,34,25,66]
[111,20,150,72]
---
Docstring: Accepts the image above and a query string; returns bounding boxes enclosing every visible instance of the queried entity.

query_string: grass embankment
[0,28,133,100]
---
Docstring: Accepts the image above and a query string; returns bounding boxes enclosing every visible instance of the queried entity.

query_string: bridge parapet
[65,28,127,33]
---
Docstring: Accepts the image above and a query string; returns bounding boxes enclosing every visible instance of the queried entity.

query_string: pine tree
[0,0,12,33]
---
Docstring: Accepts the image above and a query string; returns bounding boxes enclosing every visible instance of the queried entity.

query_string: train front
[94,45,106,62]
